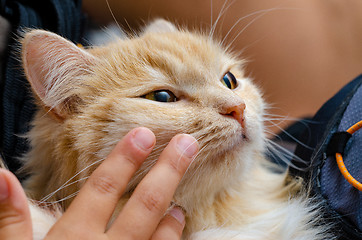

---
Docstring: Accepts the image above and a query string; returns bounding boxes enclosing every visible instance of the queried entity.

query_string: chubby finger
[54,127,156,232]
[107,134,198,239]
[151,206,186,240]
[0,169,32,240]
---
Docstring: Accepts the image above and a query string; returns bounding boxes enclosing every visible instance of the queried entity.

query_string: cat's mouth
[242,132,248,141]
[223,113,246,130]
[222,113,248,141]
[211,126,249,156]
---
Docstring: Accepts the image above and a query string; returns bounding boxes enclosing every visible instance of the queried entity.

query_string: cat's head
[22,20,266,207]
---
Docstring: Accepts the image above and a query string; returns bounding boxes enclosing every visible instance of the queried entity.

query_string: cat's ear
[21,30,97,120]
[142,19,177,34]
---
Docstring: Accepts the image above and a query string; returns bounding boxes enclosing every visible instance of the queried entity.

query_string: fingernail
[168,206,185,225]
[0,171,9,201]
[132,127,155,151]
[176,135,199,158]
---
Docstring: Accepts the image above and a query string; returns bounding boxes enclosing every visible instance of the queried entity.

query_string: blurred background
[83,0,362,134]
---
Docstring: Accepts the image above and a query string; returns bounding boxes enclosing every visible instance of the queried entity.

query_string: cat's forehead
[98,31,242,90]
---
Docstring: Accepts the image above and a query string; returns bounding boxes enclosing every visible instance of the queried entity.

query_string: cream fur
[28,201,61,240]
[19,20,332,239]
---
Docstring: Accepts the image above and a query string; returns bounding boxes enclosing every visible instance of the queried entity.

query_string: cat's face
[22,20,265,205]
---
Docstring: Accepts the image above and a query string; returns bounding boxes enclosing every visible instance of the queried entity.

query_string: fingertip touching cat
[19,19,332,239]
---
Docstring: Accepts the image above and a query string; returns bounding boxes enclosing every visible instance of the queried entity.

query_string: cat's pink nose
[223,103,246,128]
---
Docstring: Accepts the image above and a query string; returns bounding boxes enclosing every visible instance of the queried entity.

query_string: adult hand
[0,127,199,239]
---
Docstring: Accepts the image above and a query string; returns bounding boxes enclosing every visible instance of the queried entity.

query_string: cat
[18,19,332,239]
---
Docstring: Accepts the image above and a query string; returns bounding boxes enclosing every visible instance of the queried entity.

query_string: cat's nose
[221,103,246,128]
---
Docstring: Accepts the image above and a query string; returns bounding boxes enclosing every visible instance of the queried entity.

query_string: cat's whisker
[264,129,285,139]
[263,113,291,121]
[265,139,309,171]
[265,120,314,151]
[221,8,287,47]
[105,0,123,34]
[190,151,209,181]
[264,121,286,128]
[40,190,81,208]
[225,10,273,51]
[123,18,137,37]
[264,112,316,139]
[224,7,301,50]
[186,142,208,175]
[264,112,317,124]
[40,158,105,202]
[39,176,90,205]
[152,142,168,152]
[184,140,211,182]
[177,137,199,165]
[177,134,205,170]
[192,149,215,186]
[210,0,213,30]
[263,112,315,169]
[209,0,234,39]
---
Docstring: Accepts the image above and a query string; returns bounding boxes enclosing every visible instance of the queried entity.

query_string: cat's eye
[221,72,237,90]
[142,90,177,102]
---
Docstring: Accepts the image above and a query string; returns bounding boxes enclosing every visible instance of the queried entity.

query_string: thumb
[0,169,32,240]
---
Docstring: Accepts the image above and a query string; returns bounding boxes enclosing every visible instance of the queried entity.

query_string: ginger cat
[20,20,331,239]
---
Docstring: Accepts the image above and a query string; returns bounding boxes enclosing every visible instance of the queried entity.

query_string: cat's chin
[217,128,250,156]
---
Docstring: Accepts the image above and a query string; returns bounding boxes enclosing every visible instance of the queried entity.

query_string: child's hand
[0,127,198,240]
